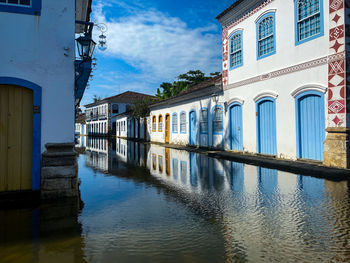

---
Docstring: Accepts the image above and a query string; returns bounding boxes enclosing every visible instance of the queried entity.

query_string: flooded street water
[1,137,350,262]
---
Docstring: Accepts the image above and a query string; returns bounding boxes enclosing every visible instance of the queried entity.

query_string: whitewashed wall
[0,0,76,152]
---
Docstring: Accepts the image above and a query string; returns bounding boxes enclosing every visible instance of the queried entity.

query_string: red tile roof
[84,91,154,107]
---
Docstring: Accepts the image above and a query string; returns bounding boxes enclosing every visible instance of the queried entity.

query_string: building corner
[41,143,79,199]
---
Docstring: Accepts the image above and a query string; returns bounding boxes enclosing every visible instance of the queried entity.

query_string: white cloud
[81,0,222,106]
[92,1,221,79]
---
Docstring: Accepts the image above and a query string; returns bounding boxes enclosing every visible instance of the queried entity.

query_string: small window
[112,104,119,114]
[172,113,178,133]
[152,116,157,132]
[158,115,163,132]
[213,107,223,134]
[158,155,163,173]
[296,0,323,44]
[200,109,208,134]
[0,0,41,16]
[230,31,243,69]
[257,13,276,59]
[180,112,186,133]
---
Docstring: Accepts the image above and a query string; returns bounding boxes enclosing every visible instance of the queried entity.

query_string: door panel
[165,115,170,143]
[0,85,33,192]
[189,111,197,145]
[257,99,276,155]
[298,94,324,161]
[230,105,243,151]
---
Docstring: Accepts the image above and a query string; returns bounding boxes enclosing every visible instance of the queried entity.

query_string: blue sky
[82,0,233,106]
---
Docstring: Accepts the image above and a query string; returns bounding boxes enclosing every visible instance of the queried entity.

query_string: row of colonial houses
[76,0,350,169]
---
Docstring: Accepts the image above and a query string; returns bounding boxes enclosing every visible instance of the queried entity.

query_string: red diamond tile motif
[329,100,345,113]
[330,40,344,53]
[330,0,344,13]
[330,25,344,41]
[332,13,341,23]
[333,115,341,125]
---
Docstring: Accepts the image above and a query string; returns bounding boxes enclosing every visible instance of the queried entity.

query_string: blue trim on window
[256,97,277,155]
[256,12,276,60]
[180,111,187,134]
[0,77,42,190]
[295,90,325,159]
[199,107,209,134]
[0,0,41,16]
[228,102,243,151]
[212,105,224,135]
[294,0,324,46]
[172,112,178,134]
[189,110,197,145]
[229,30,243,70]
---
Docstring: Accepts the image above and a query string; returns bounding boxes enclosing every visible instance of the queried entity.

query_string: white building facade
[149,0,350,168]
[85,91,153,137]
[0,0,93,197]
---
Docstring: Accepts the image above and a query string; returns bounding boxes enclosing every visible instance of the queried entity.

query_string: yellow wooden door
[165,148,170,176]
[0,85,33,192]
[165,114,170,143]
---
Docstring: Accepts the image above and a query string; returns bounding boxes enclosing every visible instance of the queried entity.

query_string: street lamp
[76,33,96,60]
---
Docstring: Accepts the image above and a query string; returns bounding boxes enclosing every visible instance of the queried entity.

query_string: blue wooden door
[189,111,197,145]
[297,93,325,161]
[257,99,276,155]
[230,104,243,151]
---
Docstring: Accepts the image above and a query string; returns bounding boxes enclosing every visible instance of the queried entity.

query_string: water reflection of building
[84,137,111,173]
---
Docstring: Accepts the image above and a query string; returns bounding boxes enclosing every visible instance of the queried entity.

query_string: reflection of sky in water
[1,137,350,263]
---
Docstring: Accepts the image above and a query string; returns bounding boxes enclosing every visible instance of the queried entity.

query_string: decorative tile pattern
[328,0,347,127]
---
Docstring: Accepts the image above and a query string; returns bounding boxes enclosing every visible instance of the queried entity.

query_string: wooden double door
[0,85,33,192]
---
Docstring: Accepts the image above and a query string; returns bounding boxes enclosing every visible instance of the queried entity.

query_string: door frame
[295,90,325,160]
[0,77,42,190]
[256,97,277,155]
[165,113,170,143]
[229,102,243,151]
[189,110,197,145]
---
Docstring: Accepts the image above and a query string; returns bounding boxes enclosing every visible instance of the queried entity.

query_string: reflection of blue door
[230,104,243,151]
[257,99,277,155]
[189,152,198,187]
[230,162,244,192]
[296,92,325,161]
[258,167,278,194]
[189,111,197,145]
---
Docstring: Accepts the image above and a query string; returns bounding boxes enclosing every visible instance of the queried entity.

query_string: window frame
[158,115,163,132]
[256,11,276,60]
[0,0,41,15]
[200,108,209,134]
[172,113,178,134]
[295,0,324,46]
[152,116,157,132]
[212,105,224,135]
[229,30,243,70]
[180,111,187,134]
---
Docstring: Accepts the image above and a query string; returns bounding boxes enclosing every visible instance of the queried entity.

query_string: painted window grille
[152,116,156,132]
[297,0,321,42]
[200,109,208,133]
[213,107,223,133]
[257,14,275,58]
[0,0,31,6]
[172,113,178,133]
[230,32,243,68]
[158,155,163,173]
[180,112,186,133]
[158,115,163,132]
[172,159,178,180]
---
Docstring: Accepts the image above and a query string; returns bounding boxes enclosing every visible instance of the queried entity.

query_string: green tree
[132,97,156,118]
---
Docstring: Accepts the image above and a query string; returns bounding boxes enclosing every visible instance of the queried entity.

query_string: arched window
[200,108,208,134]
[230,31,243,69]
[257,12,276,59]
[152,116,156,132]
[213,106,223,134]
[172,113,178,133]
[180,112,186,133]
[158,115,163,132]
[296,0,323,44]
